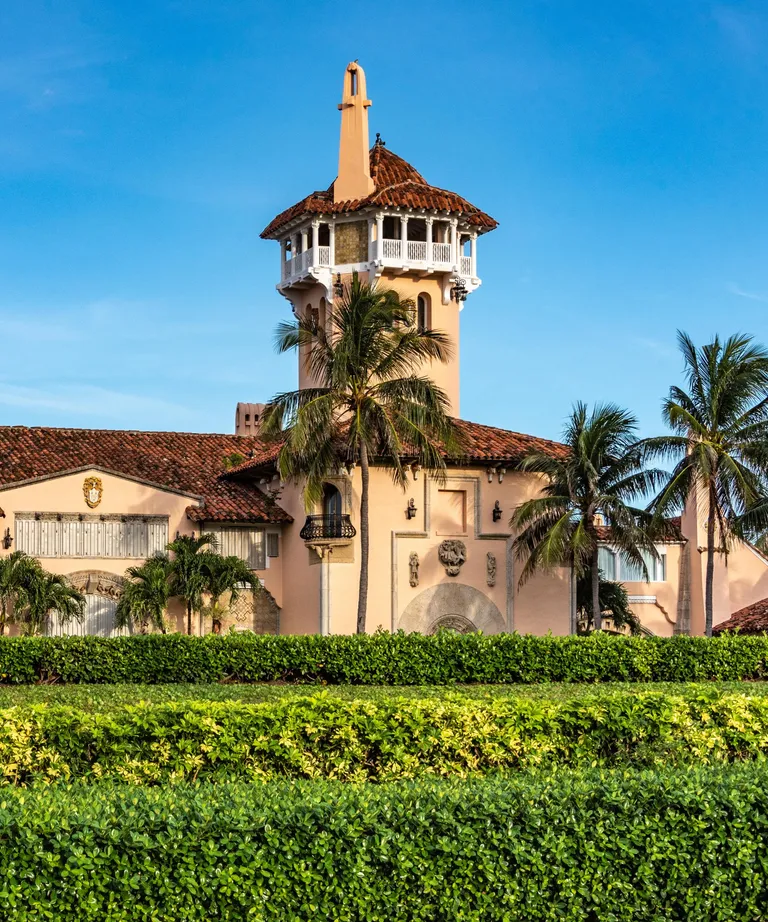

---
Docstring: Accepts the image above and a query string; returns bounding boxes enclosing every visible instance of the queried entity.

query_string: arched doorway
[323,483,344,538]
[399,583,506,635]
[51,571,129,638]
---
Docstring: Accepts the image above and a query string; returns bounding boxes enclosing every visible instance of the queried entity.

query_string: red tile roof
[596,516,685,544]
[225,418,566,476]
[261,143,497,238]
[714,598,768,635]
[0,426,291,524]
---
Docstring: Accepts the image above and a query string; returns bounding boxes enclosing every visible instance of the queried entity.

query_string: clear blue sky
[1,0,767,441]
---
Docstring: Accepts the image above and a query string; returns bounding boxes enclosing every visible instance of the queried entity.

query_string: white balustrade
[382,238,402,260]
[460,255,472,276]
[432,243,451,264]
[406,241,427,262]
[317,246,331,267]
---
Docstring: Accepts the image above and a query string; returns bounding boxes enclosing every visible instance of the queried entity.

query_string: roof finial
[335,61,374,202]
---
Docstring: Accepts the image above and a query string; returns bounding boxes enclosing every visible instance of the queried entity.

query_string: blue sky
[1,0,767,441]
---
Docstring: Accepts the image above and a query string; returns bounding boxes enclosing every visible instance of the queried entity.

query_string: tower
[260,61,497,416]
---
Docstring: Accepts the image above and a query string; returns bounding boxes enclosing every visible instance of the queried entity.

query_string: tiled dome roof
[261,142,497,238]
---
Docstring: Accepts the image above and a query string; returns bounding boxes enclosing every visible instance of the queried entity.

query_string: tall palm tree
[576,568,641,635]
[0,551,42,635]
[261,273,460,634]
[116,553,172,634]
[641,332,768,637]
[166,533,217,635]
[511,402,665,631]
[17,572,85,637]
[202,554,259,632]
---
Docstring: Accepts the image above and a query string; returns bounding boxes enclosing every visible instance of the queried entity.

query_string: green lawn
[2,680,768,711]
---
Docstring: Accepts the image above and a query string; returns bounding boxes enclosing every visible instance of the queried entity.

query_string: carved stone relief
[409,552,419,587]
[66,570,125,600]
[486,552,497,587]
[438,539,466,576]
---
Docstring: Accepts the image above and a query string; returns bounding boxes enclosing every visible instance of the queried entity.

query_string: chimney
[334,61,374,203]
[235,402,265,437]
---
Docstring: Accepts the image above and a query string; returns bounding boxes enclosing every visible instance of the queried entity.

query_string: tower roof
[261,141,498,239]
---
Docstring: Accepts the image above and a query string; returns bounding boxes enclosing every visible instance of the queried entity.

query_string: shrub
[1,631,768,685]
[2,691,768,784]
[0,766,766,920]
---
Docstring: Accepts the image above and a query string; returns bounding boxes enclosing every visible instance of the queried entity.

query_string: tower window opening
[417,294,430,333]
[350,70,358,96]
[318,223,330,246]
[382,215,397,239]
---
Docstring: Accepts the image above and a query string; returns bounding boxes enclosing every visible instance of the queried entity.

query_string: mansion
[2,62,768,638]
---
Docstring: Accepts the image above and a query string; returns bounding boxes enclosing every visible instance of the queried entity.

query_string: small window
[267,533,279,558]
[597,547,616,580]
[417,295,430,332]
[350,70,358,96]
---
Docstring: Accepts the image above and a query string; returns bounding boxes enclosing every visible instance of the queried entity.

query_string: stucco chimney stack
[334,61,374,203]
[235,402,265,437]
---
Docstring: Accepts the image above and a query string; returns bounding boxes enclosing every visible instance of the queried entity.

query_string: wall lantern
[2,529,12,550]
[406,498,418,520]
[450,276,468,303]
[334,273,344,298]
[492,501,503,523]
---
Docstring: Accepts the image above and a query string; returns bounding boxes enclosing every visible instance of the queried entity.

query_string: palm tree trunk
[705,483,716,638]
[187,601,192,636]
[592,547,602,632]
[356,442,370,635]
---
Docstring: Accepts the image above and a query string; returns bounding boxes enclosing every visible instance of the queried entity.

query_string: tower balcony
[279,239,477,296]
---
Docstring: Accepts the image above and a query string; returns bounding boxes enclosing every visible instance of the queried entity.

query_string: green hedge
[3,691,768,784]
[0,767,766,920]
[1,631,768,685]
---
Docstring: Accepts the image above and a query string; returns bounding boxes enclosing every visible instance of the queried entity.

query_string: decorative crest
[83,476,103,509]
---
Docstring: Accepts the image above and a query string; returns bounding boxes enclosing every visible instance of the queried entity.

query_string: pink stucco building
[1,62,766,637]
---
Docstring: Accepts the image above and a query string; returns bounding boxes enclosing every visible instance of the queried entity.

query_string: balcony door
[323,484,343,538]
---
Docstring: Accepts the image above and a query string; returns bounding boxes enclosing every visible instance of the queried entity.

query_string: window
[318,297,327,332]
[350,69,357,96]
[416,294,430,332]
[383,216,397,239]
[207,526,266,570]
[267,533,279,558]
[598,546,666,582]
[15,514,169,559]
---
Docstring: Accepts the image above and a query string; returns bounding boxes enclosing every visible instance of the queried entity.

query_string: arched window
[306,303,319,328]
[417,294,430,332]
[318,297,327,332]
[322,483,343,537]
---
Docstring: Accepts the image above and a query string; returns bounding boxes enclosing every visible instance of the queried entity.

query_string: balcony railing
[299,514,356,541]
[282,246,332,280]
[371,240,474,275]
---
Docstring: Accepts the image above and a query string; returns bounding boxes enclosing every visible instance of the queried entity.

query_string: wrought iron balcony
[299,514,356,541]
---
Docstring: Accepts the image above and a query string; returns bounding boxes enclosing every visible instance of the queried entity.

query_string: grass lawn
[1,680,768,711]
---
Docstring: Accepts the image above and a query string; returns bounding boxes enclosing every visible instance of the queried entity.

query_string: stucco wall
[0,468,281,635]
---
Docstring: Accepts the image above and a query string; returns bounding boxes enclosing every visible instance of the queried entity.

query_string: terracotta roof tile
[225,418,565,476]
[261,144,497,238]
[714,597,768,635]
[595,516,684,544]
[0,426,291,525]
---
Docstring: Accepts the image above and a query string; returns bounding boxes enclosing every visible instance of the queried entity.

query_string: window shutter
[267,533,279,558]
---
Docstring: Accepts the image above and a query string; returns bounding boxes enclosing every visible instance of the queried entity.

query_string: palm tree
[116,553,172,634]
[641,332,768,637]
[202,554,259,632]
[261,272,460,634]
[0,551,42,635]
[17,572,85,637]
[166,533,217,635]
[576,568,641,635]
[511,402,665,631]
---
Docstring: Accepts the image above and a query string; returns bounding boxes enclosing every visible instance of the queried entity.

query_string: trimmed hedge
[2,631,768,685]
[3,691,768,784]
[0,767,766,920]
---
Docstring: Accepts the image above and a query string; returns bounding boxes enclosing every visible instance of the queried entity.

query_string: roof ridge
[0,424,265,440]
